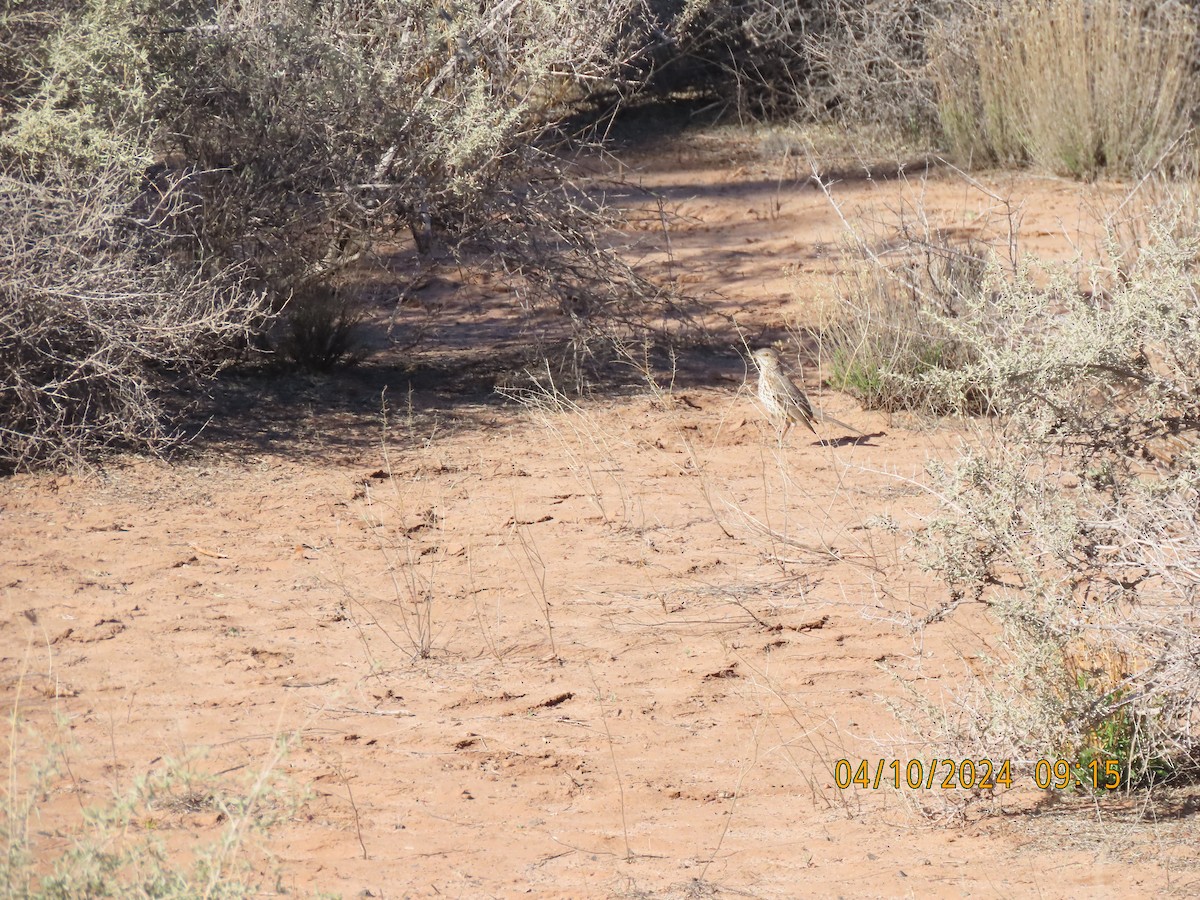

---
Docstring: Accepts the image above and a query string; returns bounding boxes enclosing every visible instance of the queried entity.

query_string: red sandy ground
[4,127,1198,898]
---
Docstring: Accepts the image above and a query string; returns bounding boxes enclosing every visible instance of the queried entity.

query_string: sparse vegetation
[815,237,989,415]
[806,145,1200,791]
[808,177,998,416]
[3,699,295,898]
[11,3,1200,894]
[912,225,1200,787]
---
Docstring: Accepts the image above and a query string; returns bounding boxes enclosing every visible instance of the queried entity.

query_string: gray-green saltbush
[918,229,1200,787]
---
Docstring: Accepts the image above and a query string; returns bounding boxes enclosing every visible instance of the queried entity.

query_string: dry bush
[7,1,679,318]
[0,165,267,472]
[655,0,820,119]
[809,182,997,415]
[1097,159,1200,285]
[672,0,1198,169]
[801,0,952,132]
[646,0,951,129]
[279,286,365,373]
[142,0,672,352]
[0,1,84,115]
[1,0,692,468]
[917,227,1200,788]
[150,0,611,273]
[815,237,989,414]
[931,0,1199,176]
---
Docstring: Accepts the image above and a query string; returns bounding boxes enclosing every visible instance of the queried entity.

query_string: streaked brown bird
[752,347,816,438]
[752,347,864,439]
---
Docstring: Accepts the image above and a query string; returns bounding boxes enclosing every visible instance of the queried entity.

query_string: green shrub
[0,0,159,174]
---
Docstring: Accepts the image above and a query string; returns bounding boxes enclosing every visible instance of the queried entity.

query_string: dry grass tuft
[932,0,1198,177]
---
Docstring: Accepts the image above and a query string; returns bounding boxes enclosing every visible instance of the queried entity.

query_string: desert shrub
[0,164,267,472]
[931,0,1198,176]
[815,236,989,414]
[0,0,159,175]
[141,0,636,281]
[665,0,1198,166]
[1,0,689,467]
[280,286,364,373]
[645,0,952,129]
[801,0,955,132]
[28,0,677,328]
[918,228,1200,788]
[643,0,819,119]
[0,1,269,470]
[0,1,85,116]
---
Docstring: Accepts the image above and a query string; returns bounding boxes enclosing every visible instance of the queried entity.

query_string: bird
[752,347,816,438]
[751,347,862,439]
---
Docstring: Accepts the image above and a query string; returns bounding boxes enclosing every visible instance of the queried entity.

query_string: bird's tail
[812,409,864,436]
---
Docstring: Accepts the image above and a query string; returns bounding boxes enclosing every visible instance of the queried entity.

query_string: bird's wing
[785,386,818,432]
[781,381,813,414]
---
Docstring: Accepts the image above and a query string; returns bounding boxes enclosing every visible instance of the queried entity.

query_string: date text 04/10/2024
[833,758,1123,791]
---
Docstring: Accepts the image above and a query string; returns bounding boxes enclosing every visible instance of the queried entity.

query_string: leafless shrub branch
[0,164,267,471]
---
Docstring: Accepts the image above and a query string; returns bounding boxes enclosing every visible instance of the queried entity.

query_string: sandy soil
[4,127,1198,898]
